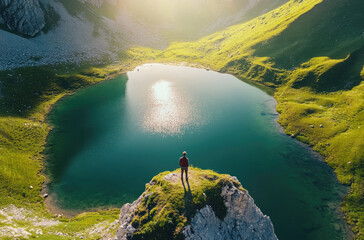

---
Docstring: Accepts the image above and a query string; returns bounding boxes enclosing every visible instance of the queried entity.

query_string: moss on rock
[125,168,244,240]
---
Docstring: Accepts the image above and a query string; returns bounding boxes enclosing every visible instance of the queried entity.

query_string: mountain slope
[128,0,322,86]
[0,0,289,70]
[253,0,364,68]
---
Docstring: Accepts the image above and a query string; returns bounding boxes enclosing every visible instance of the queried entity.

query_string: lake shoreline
[41,62,351,239]
[40,62,221,217]
[40,63,139,218]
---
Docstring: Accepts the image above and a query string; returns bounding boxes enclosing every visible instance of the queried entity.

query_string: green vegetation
[0,0,363,238]
[0,63,130,203]
[126,0,324,88]
[0,205,119,239]
[125,0,364,238]
[0,61,138,239]
[129,168,243,240]
[253,0,364,68]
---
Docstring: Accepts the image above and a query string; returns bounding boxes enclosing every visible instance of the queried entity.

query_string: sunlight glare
[152,80,173,104]
[143,79,191,135]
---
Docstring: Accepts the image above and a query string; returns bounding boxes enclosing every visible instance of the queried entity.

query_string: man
[179,151,189,182]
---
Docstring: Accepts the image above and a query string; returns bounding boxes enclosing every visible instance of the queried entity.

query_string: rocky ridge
[0,0,45,37]
[114,169,277,240]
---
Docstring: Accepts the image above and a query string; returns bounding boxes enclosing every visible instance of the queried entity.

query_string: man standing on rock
[179,151,189,182]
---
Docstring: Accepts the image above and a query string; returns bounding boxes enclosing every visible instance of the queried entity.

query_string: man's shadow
[182,179,194,219]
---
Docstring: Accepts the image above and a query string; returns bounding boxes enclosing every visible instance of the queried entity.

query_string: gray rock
[163,172,180,182]
[114,178,278,240]
[78,0,118,7]
[184,182,278,240]
[77,0,108,7]
[114,193,150,240]
[0,0,45,37]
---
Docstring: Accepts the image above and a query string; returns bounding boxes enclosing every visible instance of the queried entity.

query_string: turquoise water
[46,64,348,240]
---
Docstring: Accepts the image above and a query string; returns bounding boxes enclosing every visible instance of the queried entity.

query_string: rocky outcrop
[114,193,146,239]
[0,0,45,37]
[77,0,105,7]
[77,0,118,8]
[114,169,277,240]
[183,181,277,240]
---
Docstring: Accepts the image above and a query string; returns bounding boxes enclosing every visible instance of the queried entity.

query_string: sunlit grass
[128,167,243,239]
[127,0,322,84]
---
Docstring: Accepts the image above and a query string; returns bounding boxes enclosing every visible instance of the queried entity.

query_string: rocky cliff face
[114,169,277,240]
[183,181,277,240]
[113,192,144,239]
[0,0,45,37]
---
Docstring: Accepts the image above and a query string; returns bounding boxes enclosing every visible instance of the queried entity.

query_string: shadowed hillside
[253,0,364,68]
[292,46,364,92]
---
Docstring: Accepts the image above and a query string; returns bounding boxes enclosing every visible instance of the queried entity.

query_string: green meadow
[0,0,363,238]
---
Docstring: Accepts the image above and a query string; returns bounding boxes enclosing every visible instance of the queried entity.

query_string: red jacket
[179,156,189,167]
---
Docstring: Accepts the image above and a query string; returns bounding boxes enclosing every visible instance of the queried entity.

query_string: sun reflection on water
[152,80,173,104]
[143,79,193,135]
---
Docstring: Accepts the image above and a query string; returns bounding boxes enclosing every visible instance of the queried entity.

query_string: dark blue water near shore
[46,64,348,240]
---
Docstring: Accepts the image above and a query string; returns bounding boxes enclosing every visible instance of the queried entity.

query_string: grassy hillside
[59,0,289,43]
[126,0,364,237]
[127,0,322,86]
[253,0,364,68]
[0,62,139,239]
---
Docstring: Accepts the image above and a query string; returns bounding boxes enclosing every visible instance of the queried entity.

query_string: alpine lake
[46,64,349,240]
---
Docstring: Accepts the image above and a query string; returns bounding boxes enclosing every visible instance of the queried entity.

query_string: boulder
[183,182,277,240]
[0,0,45,37]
